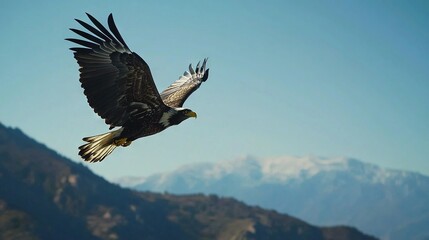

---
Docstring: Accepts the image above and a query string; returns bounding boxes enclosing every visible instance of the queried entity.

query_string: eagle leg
[113,138,132,147]
[122,140,132,147]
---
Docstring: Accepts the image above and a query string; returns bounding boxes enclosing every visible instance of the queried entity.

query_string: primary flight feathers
[67,13,210,162]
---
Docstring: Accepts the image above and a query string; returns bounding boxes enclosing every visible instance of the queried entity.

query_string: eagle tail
[78,128,123,162]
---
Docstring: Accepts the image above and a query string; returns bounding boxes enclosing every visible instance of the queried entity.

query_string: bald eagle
[66,13,209,162]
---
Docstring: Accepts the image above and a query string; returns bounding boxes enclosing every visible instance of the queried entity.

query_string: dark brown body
[119,122,167,142]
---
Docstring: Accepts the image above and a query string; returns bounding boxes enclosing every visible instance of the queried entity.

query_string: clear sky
[1,0,428,180]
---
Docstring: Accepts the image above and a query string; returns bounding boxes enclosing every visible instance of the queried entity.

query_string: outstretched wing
[67,13,165,129]
[161,58,209,108]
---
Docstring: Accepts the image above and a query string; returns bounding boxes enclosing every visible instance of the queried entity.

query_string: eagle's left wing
[161,59,209,108]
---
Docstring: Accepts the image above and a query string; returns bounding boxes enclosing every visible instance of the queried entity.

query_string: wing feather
[66,38,99,49]
[107,14,130,49]
[75,19,111,42]
[69,28,104,45]
[85,13,120,46]
[161,58,209,107]
[67,13,165,128]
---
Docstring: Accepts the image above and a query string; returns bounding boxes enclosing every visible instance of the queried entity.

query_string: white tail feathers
[78,128,123,163]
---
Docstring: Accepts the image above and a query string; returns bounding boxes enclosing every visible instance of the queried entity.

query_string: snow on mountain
[115,155,429,240]
[123,156,411,188]
[115,176,146,188]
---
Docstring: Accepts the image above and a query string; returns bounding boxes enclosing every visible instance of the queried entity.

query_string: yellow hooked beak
[186,111,197,118]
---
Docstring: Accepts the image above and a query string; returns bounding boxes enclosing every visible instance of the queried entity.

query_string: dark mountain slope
[0,123,377,240]
[0,124,185,239]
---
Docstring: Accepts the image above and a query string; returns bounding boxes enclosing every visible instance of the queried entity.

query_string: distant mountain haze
[0,122,377,240]
[116,156,429,240]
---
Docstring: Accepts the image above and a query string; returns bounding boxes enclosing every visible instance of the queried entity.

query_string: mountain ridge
[118,156,429,240]
[0,122,377,240]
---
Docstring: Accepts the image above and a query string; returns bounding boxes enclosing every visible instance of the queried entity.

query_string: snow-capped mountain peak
[115,156,429,240]
[258,156,349,182]
[117,156,413,189]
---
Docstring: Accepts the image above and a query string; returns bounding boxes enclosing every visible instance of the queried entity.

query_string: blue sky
[1,1,428,180]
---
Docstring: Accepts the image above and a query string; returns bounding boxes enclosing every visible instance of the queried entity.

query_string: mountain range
[116,156,429,240]
[0,122,377,240]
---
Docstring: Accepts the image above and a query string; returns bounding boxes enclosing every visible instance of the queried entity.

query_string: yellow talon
[114,138,128,146]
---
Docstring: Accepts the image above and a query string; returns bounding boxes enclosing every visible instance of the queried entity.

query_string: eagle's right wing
[67,13,165,129]
[161,59,209,108]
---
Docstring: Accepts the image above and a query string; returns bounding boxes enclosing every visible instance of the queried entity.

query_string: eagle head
[160,108,197,127]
